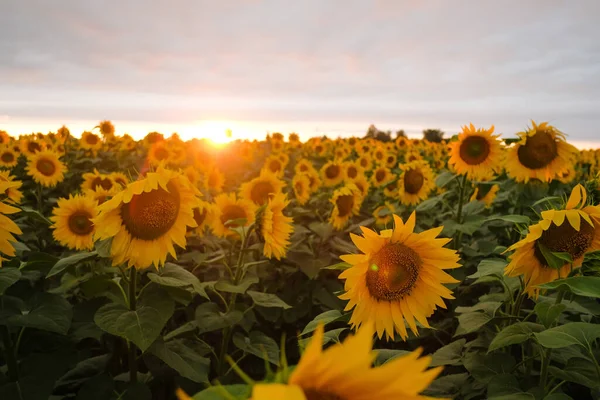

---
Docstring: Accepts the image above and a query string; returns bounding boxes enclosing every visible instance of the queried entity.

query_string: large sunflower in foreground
[251,324,442,400]
[292,174,311,206]
[397,160,435,206]
[0,145,19,168]
[448,123,504,181]
[239,170,285,206]
[93,167,200,269]
[51,195,98,250]
[506,121,578,183]
[0,183,22,267]
[26,150,66,187]
[0,171,23,204]
[329,184,362,230]
[321,161,344,187]
[211,192,257,238]
[339,212,460,340]
[258,192,294,260]
[505,184,600,297]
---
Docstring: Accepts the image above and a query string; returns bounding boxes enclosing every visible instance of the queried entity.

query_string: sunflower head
[20,137,45,156]
[292,174,311,206]
[398,160,435,206]
[97,120,115,138]
[344,161,364,181]
[329,184,362,230]
[321,161,344,187]
[211,192,257,238]
[189,200,212,237]
[81,131,103,151]
[203,166,225,196]
[448,123,503,181]
[0,131,11,146]
[81,169,116,192]
[371,166,393,187]
[373,202,396,227]
[26,150,66,187]
[51,194,98,250]
[257,192,294,259]
[239,170,285,206]
[0,171,23,204]
[294,159,314,175]
[0,145,19,168]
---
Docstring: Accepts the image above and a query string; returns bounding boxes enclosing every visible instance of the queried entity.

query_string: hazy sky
[1,0,599,143]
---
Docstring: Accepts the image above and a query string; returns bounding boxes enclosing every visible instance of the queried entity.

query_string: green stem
[128,268,138,384]
[0,325,18,381]
[540,291,565,390]
[454,175,468,249]
[36,184,43,214]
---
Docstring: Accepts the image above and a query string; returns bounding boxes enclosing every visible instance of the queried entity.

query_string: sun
[191,120,236,145]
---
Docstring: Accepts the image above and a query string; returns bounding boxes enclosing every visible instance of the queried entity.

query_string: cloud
[1,0,600,139]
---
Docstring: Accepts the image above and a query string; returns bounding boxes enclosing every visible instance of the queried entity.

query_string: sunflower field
[1,121,600,400]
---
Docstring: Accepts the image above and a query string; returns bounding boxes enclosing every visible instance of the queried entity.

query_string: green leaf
[488,322,545,352]
[435,171,457,188]
[47,251,97,278]
[308,221,333,240]
[189,385,251,400]
[94,238,112,258]
[3,292,72,334]
[323,262,351,270]
[486,215,531,224]
[19,206,52,225]
[298,327,347,349]
[0,267,21,295]
[548,358,600,390]
[247,290,291,309]
[373,349,412,366]
[538,277,600,298]
[233,331,280,366]
[468,258,508,279]
[94,284,175,352]
[430,339,466,367]
[535,302,567,328]
[300,310,343,336]
[195,303,243,334]
[534,322,600,349]
[487,374,533,399]
[164,321,197,341]
[544,394,573,400]
[454,215,486,235]
[462,200,486,216]
[423,373,469,397]
[537,243,571,269]
[416,195,442,212]
[148,339,210,383]
[455,312,493,336]
[214,274,258,294]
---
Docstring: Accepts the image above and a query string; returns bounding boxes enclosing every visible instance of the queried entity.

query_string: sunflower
[329,184,362,230]
[81,169,116,192]
[321,161,344,187]
[0,186,22,267]
[557,165,577,184]
[20,137,45,157]
[84,187,116,206]
[190,200,212,237]
[371,166,394,187]
[383,180,398,198]
[80,131,103,153]
[0,145,18,168]
[352,174,370,198]
[251,323,442,400]
[294,159,314,175]
[506,121,578,183]
[372,147,386,165]
[304,170,322,194]
[373,202,396,227]
[292,174,311,206]
[357,154,373,171]
[0,131,10,146]
[395,136,410,151]
[93,167,199,269]
[203,166,225,196]
[239,170,285,206]
[384,153,398,169]
[448,123,503,181]
[344,161,364,181]
[505,184,600,297]
[97,120,115,139]
[470,183,499,207]
[51,195,98,250]
[110,172,129,188]
[148,142,171,166]
[339,212,459,340]
[0,171,23,204]
[211,193,256,238]
[257,193,294,259]
[398,161,435,206]
[263,155,285,177]
[26,150,66,187]
[404,148,422,163]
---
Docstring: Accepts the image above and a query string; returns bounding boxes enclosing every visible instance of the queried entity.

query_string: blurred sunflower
[26,150,66,187]
[84,187,115,206]
[80,131,103,153]
[51,194,97,250]
[251,323,442,400]
[294,159,314,175]
[190,200,212,237]
[383,180,398,198]
[373,202,396,227]
[384,153,398,169]
[321,161,344,187]
[203,166,225,196]
[329,184,362,230]
[304,170,322,194]
[372,147,386,164]
[353,174,370,198]
[0,171,23,204]
[56,125,70,142]
[211,192,256,238]
[0,146,19,168]
[240,170,285,206]
[0,185,22,267]
[357,154,373,171]
[448,123,503,181]
[97,120,115,139]
[404,148,422,163]
[505,184,600,297]
[344,161,364,181]
[148,142,171,166]
[398,161,435,206]
[292,174,311,205]
[0,131,10,146]
[93,167,199,269]
[81,169,116,192]
[395,136,410,151]
[263,155,286,177]
[371,166,394,187]
[506,121,578,183]
[20,137,44,157]
[258,192,294,259]
[110,172,129,188]
[470,184,499,207]
[557,166,577,184]
[339,212,460,340]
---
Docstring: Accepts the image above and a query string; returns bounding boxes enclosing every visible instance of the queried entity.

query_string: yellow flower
[448,123,504,181]
[263,155,286,177]
[506,121,578,183]
[20,136,45,157]
[470,184,499,207]
[190,200,212,237]
[97,120,115,138]
[80,131,103,153]
[239,170,285,206]
[0,171,23,204]
[384,152,397,169]
[148,142,171,166]
[93,167,199,269]
[398,160,435,206]
[292,174,311,206]
[259,193,294,259]
[339,212,460,340]
[371,166,394,187]
[294,159,314,175]
[252,323,443,400]
[84,187,116,206]
[0,145,19,168]
[343,161,364,181]
[505,184,600,297]
[304,169,322,194]
[51,194,98,250]
[383,180,398,198]
[321,161,344,187]
[110,172,129,188]
[211,192,256,238]
[329,184,362,230]
[0,183,22,268]
[352,174,370,198]
[373,202,396,227]
[0,131,11,147]
[203,166,225,196]
[81,169,117,192]
[26,150,66,187]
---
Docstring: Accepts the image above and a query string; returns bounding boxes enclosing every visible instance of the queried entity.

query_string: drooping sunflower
[373,202,396,227]
[0,185,22,267]
[80,131,103,153]
[257,192,294,259]
[239,170,285,206]
[304,169,322,194]
[371,166,394,188]
[0,145,19,168]
[506,121,578,183]
[189,200,212,237]
[211,192,257,238]
[505,184,600,297]
[329,184,362,230]
[203,166,225,196]
[110,172,129,188]
[470,183,500,207]
[448,123,504,181]
[20,137,45,157]
[81,169,116,192]
[251,323,443,400]
[339,212,460,340]
[292,174,311,206]
[93,167,200,269]
[26,150,66,187]
[51,195,98,250]
[0,171,23,204]
[97,120,116,139]
[398,160,436,206]
[321,161,344,187]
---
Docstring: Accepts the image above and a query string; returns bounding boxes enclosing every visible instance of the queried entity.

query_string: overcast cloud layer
[1,0,599,140]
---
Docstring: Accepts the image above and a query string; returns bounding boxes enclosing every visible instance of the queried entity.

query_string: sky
[1,0,599,147]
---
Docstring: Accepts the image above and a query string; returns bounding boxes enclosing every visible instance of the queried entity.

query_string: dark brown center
[517,130,558,169]
[404,169,424,194]
[534,220,595,267]
[1,152,14,163]
[269,159,282,173]
[193,207,208,226]
[154,147,169,160]
[375,169,386,182]
[220,204,248,228]
[303,388,345,400]
[250,181,275,205]
[325,165,341,179]
[68,211,94,236]
[347,165,358,179]
[459,136,491,165]
[28,142,41,153]
[86,134,99,145]
[336,194,354,218]
[36,159,56,176]
[366,243,421,301]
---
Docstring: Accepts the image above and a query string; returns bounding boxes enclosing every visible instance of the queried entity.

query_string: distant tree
[366,124,378,138]
[422,129,445,143]
[396,129,406,138]
[364,125,392,142]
